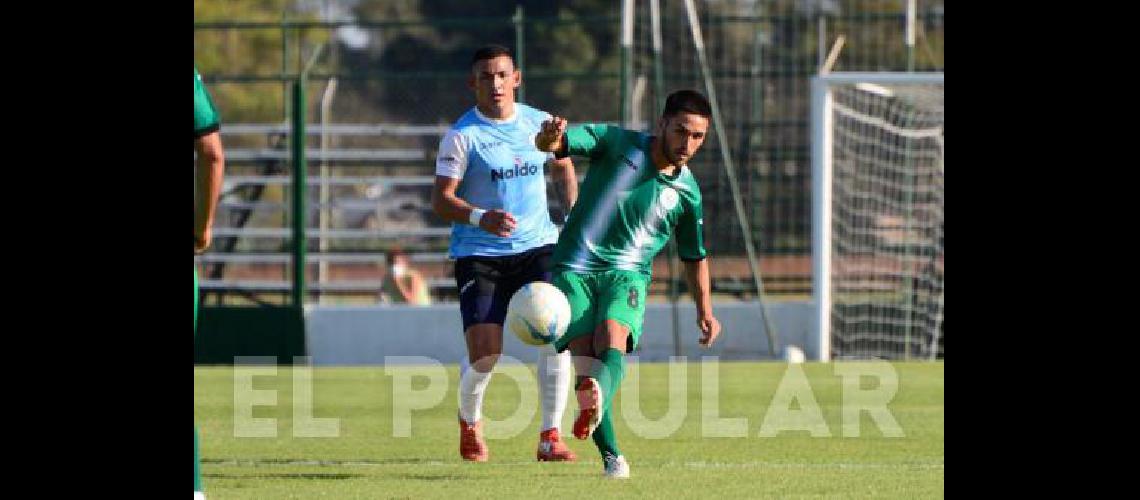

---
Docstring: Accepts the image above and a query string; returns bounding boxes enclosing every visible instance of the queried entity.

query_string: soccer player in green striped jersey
[534,90,723,479]
[194,66,225,500]
[194,67,224,255]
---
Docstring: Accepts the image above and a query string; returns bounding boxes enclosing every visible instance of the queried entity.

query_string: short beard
[659,135,679,166]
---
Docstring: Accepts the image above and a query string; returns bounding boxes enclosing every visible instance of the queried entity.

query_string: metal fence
[193,0,944,306]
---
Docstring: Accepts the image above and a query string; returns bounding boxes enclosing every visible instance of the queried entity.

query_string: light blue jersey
[435,104,560,258]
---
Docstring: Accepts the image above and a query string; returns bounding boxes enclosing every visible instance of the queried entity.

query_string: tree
[195,0,327,122]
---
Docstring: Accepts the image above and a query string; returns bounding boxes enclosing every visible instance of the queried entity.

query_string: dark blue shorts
[454,244,554,331]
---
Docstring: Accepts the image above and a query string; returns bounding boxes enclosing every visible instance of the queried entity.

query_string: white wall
[304,301,816,366]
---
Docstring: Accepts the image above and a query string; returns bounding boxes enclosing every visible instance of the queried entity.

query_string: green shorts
[551,269,649,354]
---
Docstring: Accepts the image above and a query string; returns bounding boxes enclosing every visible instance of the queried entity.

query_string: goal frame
[811,72,945,362]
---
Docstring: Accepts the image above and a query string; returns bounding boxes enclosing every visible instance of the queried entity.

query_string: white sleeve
[435,130,469,179]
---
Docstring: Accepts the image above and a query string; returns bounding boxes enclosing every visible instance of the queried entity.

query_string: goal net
[812,72,944,361]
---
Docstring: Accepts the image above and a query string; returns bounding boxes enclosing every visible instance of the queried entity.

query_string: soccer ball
[505,282,571,346]
[784,345,806,364]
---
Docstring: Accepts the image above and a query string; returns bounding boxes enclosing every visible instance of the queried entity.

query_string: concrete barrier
[305,301,817,365]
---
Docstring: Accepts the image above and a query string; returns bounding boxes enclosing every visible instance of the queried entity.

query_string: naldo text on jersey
[490,162,539,181]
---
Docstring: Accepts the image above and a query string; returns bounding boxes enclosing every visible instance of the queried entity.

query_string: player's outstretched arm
[194,131,225,254]
[683,258,721,347]
[547,156,578,214]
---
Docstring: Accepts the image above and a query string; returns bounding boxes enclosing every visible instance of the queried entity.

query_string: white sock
[458,356,493,425]
[537,344,571,432]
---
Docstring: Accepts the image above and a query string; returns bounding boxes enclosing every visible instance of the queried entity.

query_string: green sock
[591,410,621,461]
[589,348,625,461]
[195,426,202,492]
[590,348,626,410]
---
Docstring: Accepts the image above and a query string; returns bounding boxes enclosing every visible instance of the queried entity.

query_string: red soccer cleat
[458,417,489,462]
[572,377,603,440]
[536,428,577,461]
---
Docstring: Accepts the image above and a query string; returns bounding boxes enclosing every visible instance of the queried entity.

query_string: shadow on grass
[205,473,362,480]
[202,457,444,466]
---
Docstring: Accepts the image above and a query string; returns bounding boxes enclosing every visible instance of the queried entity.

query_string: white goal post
[812,72,944,362]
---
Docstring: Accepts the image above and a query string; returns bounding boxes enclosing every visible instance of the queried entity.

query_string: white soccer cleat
[603,454,630,479]
[194,492,206,500]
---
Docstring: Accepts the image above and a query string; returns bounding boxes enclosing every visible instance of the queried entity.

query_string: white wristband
[468,208,486,226]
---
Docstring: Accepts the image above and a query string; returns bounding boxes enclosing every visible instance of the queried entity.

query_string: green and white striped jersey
[194,67,220,138]
[552,124,707,276]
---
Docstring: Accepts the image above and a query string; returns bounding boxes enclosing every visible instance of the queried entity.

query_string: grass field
[195,361,943,499]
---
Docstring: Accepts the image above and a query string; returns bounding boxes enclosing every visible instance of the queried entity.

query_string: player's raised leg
[550,270,604,441]
[585,271,647,477]
[588,320,631,478]
[568,336,602,440]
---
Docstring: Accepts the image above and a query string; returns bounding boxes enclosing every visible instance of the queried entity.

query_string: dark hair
[662,89,712,119]
[471,44,515,68]
[386,247,407,264]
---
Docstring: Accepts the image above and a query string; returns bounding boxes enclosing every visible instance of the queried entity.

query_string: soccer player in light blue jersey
[430,45,580,463]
